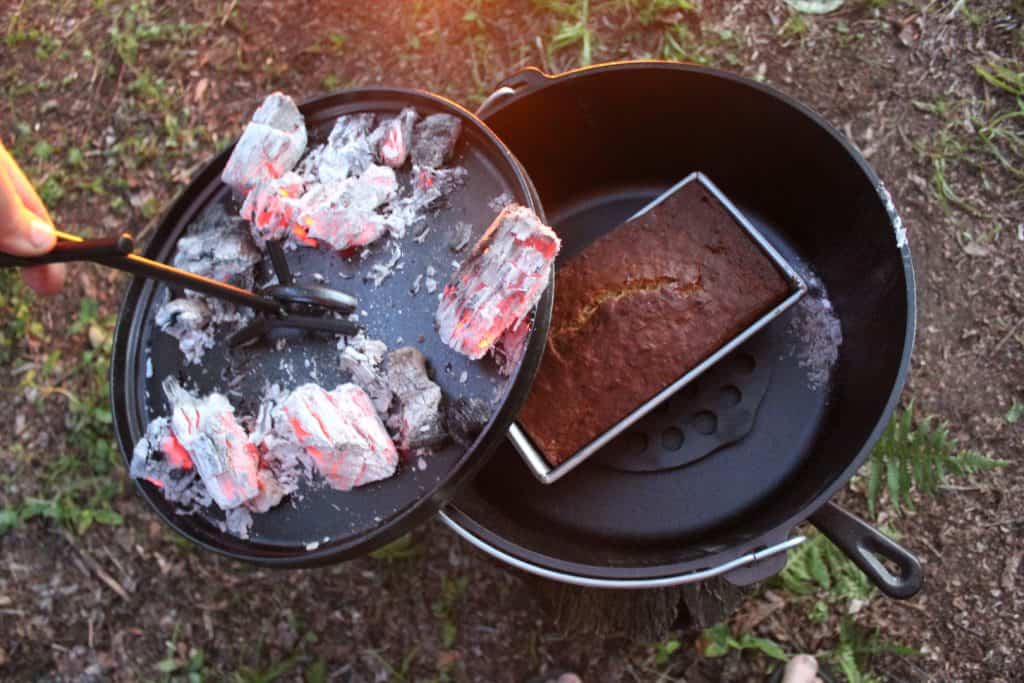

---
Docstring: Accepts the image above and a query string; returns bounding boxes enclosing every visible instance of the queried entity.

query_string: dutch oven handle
[476,67,553,119]
[810,501,923,599]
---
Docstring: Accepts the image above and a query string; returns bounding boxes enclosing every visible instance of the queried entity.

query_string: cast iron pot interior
[443,63,919,595]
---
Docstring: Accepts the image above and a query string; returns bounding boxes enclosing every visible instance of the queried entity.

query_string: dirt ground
[1,1,1022,681]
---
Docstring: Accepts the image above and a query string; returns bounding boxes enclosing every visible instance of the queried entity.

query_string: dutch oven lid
[111,87,553,567]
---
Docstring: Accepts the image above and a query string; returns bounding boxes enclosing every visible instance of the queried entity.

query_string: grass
[780,13,809,40]
[367,648,419,683]
[0,295,124,537]
[973,59,1024,179]
[1007,400,1023,424]
[534,0,595,66]
[533,0,706,68]
[0,0,237,539]
[369,532,421,562]
[912,55,1024,215]
[147,612,330,681]
[826,617,918,683]
[432,576,469,649]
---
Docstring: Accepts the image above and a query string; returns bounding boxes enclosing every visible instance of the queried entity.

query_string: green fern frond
[826,617,918,683]
[774,532,874,604]
[865,403,1007,518]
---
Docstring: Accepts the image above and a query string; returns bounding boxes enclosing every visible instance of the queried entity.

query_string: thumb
[0,166,56,257]
[0,204,57,256]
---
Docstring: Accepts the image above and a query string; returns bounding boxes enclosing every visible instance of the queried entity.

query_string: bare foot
[781,654,824,683]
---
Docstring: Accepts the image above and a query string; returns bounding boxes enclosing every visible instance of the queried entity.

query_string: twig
[979,516,1024,528]
[220,0,238,27]
[917,535,943,559]
[992,316,1024,353]
[949,619,985,642]
[59,529,131,601]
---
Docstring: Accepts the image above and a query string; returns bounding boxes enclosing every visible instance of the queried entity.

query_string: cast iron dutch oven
[439,62,923,598]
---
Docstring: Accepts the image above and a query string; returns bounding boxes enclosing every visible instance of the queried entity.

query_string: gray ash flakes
[788,272,843,391]
[449,221,473,253]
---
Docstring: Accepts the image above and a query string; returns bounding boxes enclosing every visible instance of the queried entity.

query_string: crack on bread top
[552,273,703,341]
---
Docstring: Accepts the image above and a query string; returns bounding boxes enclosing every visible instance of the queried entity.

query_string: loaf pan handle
[809,501,923,599]
[476,67,553,118]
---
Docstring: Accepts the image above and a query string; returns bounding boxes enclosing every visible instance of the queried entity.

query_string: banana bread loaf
[518,180,791,466]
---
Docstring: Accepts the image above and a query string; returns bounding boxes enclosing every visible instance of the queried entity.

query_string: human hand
[0,138,65,294]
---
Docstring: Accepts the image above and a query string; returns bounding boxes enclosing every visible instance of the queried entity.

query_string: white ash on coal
[156,293,254,365]
[157,201,263,364]
[315,113,376,184]
[338,333,392,415]
[262,383,398,491]
[436,204,560,360]
[488,192,512,212]
[130,416,211,509]
[172,204,261,286]
[162,377,261,510]
[385,347,446,452]
[132,379,276,539]
[241,172,308,247]
[411,113,462,168]
[370,107,418,168]
[424,265,438,294]
[297,165,397,251]
[155,298,214,365]
[222,93,307,195]
[384,166,468,239]
[222,95,465,251]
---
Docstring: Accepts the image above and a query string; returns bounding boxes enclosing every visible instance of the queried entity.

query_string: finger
[22,263,66,296]
[0,162,56,256]
[0,140,51,223]
[781,654,819,683]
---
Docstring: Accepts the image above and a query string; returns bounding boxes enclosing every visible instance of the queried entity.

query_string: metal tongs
[0,230,361,345]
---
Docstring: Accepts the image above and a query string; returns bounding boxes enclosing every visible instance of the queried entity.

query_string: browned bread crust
[519,182,791,466]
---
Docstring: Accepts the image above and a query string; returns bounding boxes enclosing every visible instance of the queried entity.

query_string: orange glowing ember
[291,222,318,247]
[160,435,194,470]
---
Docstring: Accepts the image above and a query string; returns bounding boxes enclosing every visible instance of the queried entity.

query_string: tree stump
[528,576,756,641]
